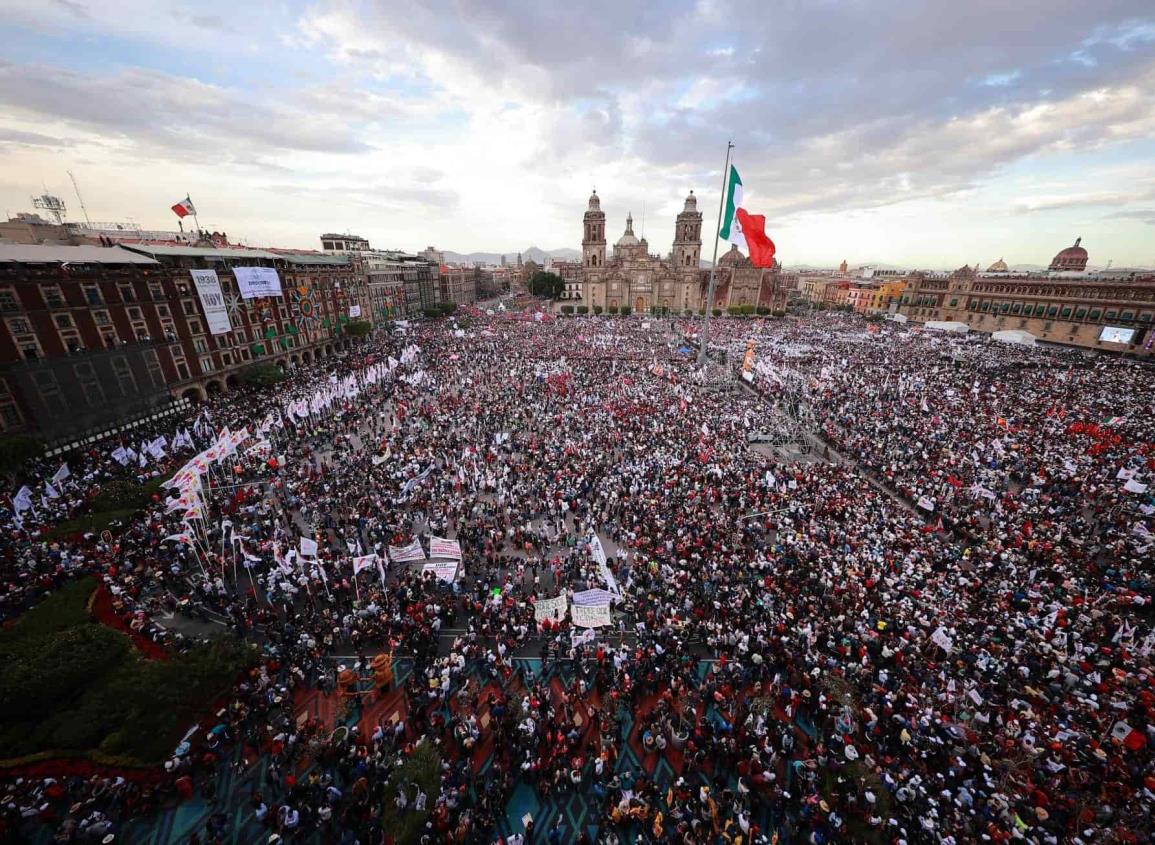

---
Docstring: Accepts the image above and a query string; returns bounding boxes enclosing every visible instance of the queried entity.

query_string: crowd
[1,307,1153,845]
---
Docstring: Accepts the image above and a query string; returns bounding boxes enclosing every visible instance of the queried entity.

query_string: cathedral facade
[576,191,787,314]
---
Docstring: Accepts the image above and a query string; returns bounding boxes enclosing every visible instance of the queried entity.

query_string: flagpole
[189,194,202,237]
[699,141,734,365]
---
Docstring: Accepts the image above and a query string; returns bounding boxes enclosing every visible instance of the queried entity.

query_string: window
[188,318,203,335]
[1090,310,1101,320]
[221,352,233,366]
[142,349,164,389]
[128,307,143,321]
[118,283,136,303]
[54,313,74,329]
[193,337,209,354]
[111,356,137,396]
[1106,310,1117,320]
[182,299,197,315]
[73,361,105,407]
[0,288,19,312]
[175,358,190,381]
[1011,303,1021,314]
[93,309,112,326]
[156,304,171,318]
[6,317,31,335]
[199,355,214,374]
[1061,307,1072,317]
[149,282,164,300]
[99,326,118,348]
[31,370,67,415]
[43,286,65,308]
[1076,308,1087,319]
[949,298,958,306]
[82,284,103,306]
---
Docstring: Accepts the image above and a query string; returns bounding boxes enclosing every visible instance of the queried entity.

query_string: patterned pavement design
[28,657,809,845]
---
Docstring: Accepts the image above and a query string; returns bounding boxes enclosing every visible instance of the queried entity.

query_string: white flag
[52,463,70,485]
[299,536,319,558]
[13,486,33,512]
[352,553,378,576]
[44,482,61,500]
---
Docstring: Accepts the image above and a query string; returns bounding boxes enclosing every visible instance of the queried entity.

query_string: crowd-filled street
[2,309,1153,845]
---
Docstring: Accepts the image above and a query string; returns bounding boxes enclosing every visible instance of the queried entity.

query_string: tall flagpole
[699,141,734,365]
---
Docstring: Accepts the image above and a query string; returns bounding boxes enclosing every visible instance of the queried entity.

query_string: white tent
[924,321,970,334]
[992,329,1037,347]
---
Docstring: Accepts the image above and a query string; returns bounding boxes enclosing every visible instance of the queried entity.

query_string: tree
[560,305,574,315]
[528,271,565,299]
[238,364,287,388]
[576,305,589,314]
[345,320,372,338]
[0,435,41,477]
[620,306,632,317]
[593,305,603,315]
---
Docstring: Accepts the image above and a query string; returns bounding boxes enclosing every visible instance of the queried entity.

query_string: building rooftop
[118,244,282,260]
[0,243,159,265]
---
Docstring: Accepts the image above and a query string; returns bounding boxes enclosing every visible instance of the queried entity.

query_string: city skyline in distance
[1,1,1154,268]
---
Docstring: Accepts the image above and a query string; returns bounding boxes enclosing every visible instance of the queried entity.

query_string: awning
[992,329,1037,346]
[924,320,970,334]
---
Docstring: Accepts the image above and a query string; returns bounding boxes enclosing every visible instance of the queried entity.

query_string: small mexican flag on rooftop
[718,165,777,268]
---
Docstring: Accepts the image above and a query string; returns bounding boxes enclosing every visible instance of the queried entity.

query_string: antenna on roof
[68,171,92,226]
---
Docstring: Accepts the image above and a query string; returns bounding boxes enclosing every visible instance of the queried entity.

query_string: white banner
[349,304,362,318]
[916,496,936,512]
[352,553,378,576]
[571,603,612,628]
[573,588,617,606]
[421,560,459,582]
[930,626,954,652]
[299,536,319,557]
[233,266,283,299]
[389,538,426,563]
[588,533,619,595]
[429,536,462,559]
[534,595,568,623]
[189,269,232,335]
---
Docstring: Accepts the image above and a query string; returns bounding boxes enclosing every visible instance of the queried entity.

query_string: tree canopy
[528,271,565,299]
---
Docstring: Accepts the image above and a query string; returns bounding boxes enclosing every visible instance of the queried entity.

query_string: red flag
[171,196,196,218]
[735,208,776,268]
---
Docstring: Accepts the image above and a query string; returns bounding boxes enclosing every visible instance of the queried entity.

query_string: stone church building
[573,191,787,314]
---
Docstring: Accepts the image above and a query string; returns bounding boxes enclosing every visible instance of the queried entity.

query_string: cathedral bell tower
[673,191,702,271]
[583,191,606,269]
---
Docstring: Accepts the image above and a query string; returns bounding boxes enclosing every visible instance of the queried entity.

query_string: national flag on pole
[718,164,777,268]
[352,553,378,576]
[171,196,196,219]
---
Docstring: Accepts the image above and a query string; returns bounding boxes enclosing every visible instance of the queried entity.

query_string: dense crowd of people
[1,306,1153,844]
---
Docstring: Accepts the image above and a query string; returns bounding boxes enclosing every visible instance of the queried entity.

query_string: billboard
[233,266,283,299]
[189,269,232,335]
[1099,326,1135,344]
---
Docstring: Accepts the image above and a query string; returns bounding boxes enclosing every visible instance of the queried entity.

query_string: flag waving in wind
[719,165,777,268]
[171,196,196,219]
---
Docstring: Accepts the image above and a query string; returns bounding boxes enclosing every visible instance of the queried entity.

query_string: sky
[1,0,1154,269]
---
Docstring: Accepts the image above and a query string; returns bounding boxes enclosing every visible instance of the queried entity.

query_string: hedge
[593,305,603,315]
[0,579,254,765]
[620,306,632,317]
[576,306,589,314]
[345,319,372,338]
[238,363,287,388]
[560,305,574,315]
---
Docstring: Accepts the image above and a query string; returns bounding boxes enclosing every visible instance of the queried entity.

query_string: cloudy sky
[1,0,1154,268]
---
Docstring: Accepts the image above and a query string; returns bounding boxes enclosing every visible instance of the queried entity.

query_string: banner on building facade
[189,269,233,335]
[571,602,612,628]
[349,304,362,318]
[534,595,568,623]
[233,266,283,299]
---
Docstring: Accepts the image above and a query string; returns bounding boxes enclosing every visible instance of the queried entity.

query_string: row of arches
[180,342,342,404]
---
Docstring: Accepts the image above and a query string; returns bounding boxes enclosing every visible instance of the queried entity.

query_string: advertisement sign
[233,266,283,299]
[189,269,232,335]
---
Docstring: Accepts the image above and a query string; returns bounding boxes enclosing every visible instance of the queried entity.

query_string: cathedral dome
[986,258,1008,272]
[615,213,639,247]
[1049,237,1088,271]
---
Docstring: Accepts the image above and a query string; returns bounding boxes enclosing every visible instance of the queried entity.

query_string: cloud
[0,128,76,149]
[0,63,372,158]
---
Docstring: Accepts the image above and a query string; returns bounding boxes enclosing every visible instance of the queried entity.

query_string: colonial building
[898,239,1154,356]
[436,265,477,307]
[576,191,788,314]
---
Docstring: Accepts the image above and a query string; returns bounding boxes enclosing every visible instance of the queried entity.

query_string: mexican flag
[718,165,776,267]
[171,196,196,218]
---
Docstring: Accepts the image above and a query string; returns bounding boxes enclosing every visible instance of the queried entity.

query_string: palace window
[0,287,19,312]
[43,286,65,308]
[1090,310,1101,320]
[82,284,103,306]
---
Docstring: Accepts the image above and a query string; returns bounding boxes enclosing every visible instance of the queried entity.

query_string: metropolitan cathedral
[574,190,788,314]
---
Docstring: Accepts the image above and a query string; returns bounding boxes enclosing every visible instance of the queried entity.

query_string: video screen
[1099,326,1135,344]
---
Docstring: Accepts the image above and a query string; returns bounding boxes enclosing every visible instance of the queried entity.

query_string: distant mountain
[441,246,581,266]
